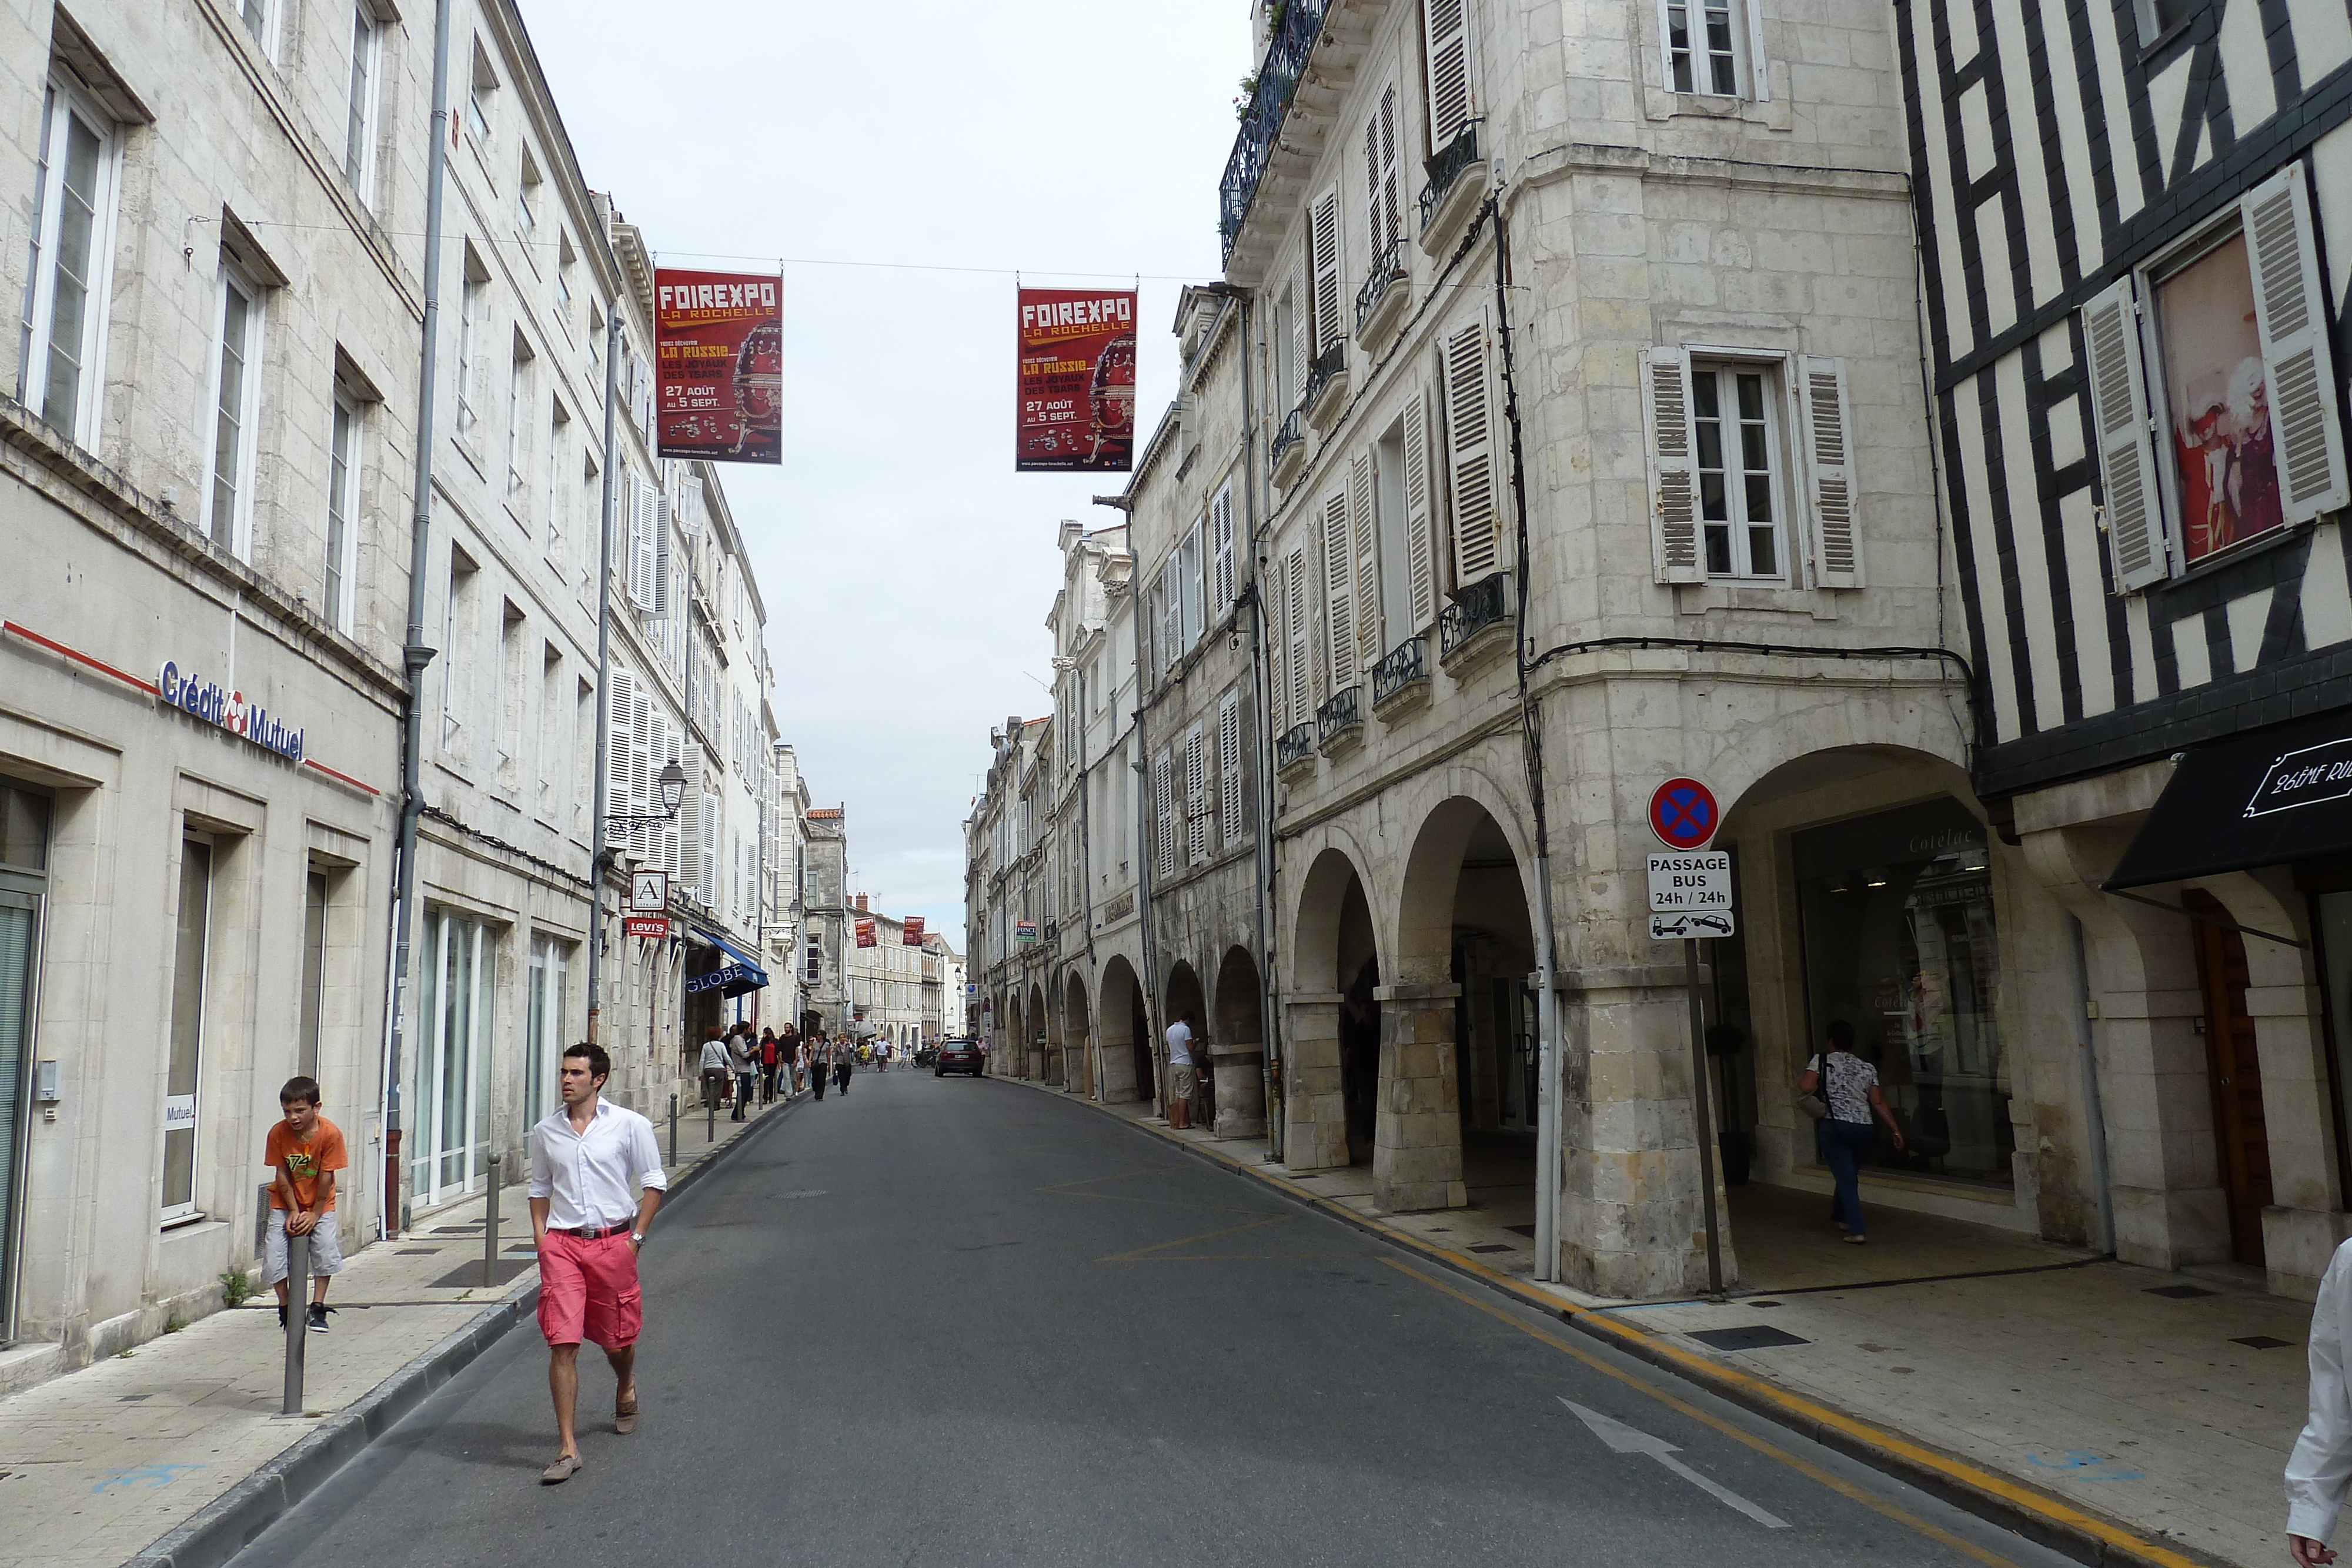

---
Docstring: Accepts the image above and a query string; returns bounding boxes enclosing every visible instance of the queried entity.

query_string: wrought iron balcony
[1269,406,1305,481]
[1418,124,1482,233]
[1371,634,1428,707]
[1301,342,1345,417]
[1316,684,1363,745]
[1439,571,1513,661]
[1355,237,1409,335]
[1276,722,1317,773]
[1219,0,1332,262]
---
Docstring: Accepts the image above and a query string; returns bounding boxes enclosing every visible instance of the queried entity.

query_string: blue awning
[687,930,769,997]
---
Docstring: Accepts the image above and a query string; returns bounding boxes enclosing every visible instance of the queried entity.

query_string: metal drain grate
[1687,1325,1812,1351]
[2144,1285,2219,1299]
[1468,1243,1514,1254]
[2232,1335,2294,1349]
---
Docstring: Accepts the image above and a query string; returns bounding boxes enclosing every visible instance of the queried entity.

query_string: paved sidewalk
[1017,1078,2312,1568]
[0,1087,792,1568]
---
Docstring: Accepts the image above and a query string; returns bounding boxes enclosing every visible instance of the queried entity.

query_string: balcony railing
[1317,684,1363,744]
[1439,571,1513,660]
[1276,722,1317,771]
[1301,342,1345,414]
[1418,123,1482,233]
[1220,0,1332,262]
[1355,237,1408,334]
[1371,634,1428,706]
[1269,406,1305,477]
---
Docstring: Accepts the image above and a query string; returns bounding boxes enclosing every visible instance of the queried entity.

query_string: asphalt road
[233,1069,2076,1568]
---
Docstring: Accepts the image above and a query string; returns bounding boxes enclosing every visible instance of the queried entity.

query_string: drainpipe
[382,0,455,1242]
[1130,584,1164,1115]
[583,309,622,1049]
[1074,659,1098,1096]
[1489,197,1568,1283]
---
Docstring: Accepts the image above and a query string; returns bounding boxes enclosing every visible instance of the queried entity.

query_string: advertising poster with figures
[1015,288,1135,471]
[654,269,783,464]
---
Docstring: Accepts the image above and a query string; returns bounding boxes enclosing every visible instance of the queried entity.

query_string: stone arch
[1212,945,1268,1137]
[1028,981,1048,1083]
[1097,954,1150,1105]
[1164,958,1207,1122]
[1284,845,1384,1172]
[1064,972,1094,1097]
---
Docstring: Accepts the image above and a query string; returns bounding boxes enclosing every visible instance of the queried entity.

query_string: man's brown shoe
[540,1453,583,1485]
[614,1396,638,1435]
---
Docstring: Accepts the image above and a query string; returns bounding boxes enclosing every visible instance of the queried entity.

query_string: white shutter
[1184,724,1208,865]
[1424,0,1473,150]
[1218,690,1244,846]
[1351,450,1382,671]
[1211,487,1236,617]
[2080,279,2167,593]
[628,476,659,612]
[2242,165,2350,524]
[1796,356,1863,589]
[603,666,635,840]
[701,790,720,905]
[1322,487,1354,691]
[1285,546,1312,723]
[1404,389,1435,628]
[1288,250,1311,406]
[1442,320,1501,586]
[1153,751,1176,881]
[1638,345,1704,584]
[1310,187,1345,355]
[629,680,654,860]
[1378,87,1401,255]
[659,721,682,880]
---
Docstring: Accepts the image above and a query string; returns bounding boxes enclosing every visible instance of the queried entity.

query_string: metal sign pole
[1685,937,1723,1299]
[483,1152,502,1288]
[280,1232,310,1415]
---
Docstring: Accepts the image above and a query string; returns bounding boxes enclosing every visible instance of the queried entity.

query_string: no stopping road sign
[1648,777,1720,851]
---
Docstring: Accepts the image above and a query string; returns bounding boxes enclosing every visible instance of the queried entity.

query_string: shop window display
[1793,797,2013,1185]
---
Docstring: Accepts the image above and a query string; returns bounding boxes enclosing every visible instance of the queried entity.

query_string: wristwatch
[630,1232,646,1245]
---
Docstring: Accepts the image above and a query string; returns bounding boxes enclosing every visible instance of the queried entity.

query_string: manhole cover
[2145,1285,2218,1299]
[1688,1325,1812,1351]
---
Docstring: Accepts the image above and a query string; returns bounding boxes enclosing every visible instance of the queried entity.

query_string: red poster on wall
[855,917,877,949]
[654,268,783,464]
[1016,288,1136,471]
[903,917,924,946]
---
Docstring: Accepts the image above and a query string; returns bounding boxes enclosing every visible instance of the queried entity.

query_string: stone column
[1282,994,1347,1171]
[1208,1044,1266,1138]
[1372,981,1466,1212]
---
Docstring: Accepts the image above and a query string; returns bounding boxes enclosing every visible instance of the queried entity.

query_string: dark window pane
[1745,473,1773,520]
[1700,470,1728,519]
[1706,524,1732,576]
[1750,526,1777,576]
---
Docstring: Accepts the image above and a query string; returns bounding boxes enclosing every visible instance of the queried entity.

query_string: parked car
[935,1038,985,1078]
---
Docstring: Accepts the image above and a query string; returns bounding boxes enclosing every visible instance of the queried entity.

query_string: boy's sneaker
[277,1304,288,1329]
[306,1303,331,1332]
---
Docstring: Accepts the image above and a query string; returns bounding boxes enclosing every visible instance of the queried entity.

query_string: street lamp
[604,760,689,831]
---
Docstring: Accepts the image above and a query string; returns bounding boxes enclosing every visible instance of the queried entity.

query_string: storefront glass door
[163,837,212,1221]
[0,782,47,1342]
[525,935,567,1127]
[413,911,492,1206]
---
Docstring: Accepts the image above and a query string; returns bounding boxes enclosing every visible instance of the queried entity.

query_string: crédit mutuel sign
[157,660,306,763]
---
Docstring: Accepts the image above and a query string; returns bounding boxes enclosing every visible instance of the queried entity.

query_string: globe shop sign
[158,660,306,763]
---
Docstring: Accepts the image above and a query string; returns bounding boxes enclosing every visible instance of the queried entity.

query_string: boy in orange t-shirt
[265,1076,349,1331]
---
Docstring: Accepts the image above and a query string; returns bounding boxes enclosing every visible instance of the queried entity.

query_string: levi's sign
[2246,736,2352,818]
[1648,851,1732,913]
[159,661,305,763]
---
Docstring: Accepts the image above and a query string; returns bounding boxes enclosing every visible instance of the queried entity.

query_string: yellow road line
[1097,1214,1294,1262]
[1383,1258,2018,1568]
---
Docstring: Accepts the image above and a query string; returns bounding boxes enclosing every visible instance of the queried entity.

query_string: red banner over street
[654,268,783,464]
[855,917,877,949]
[903,916,924,946]
[1016,288,1135,471]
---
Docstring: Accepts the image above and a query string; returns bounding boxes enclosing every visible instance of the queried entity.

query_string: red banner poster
[1016,288,1136,471]
[903,917,924,946]
[654,268,783,464]
[855,917,877,949]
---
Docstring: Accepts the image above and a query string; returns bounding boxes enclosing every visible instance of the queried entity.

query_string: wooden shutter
[1285,546,1312,722]
[626,677,653,860]
[1638,345,1703,584]
[1185,724,1208,865]
[2242,165,2350,524]
[1351,450,1382,671]
[1218,690,1244,845]
[1211,487,1236,616]
[1424,0,1473,150]
[1442,320,1501,586]
[1796,356,1862,589]
[1288,250,1310,406]
[2080,279,2167,592]
[1153,750,1176,881]
[1323,487,1354,692]
[1378,87,1401,253]
[658,721,681,879]
[1310,187,1345,355]
[603,666,635,842]
[677,767,700,895]
[701,790,720,905]
[1404,388,1436,628]
[629,475,660,612]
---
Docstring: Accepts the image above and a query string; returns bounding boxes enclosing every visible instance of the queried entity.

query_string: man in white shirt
[528,1042,666,1485]
[1165,1013,1198,1131]
[2290,1237,2352,1563]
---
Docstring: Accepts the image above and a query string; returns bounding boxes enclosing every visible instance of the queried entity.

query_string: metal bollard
[668,1094,679,1169]
[706,1090,715,1145]
[281,1229,310,1416]
[483,1153,502,1289]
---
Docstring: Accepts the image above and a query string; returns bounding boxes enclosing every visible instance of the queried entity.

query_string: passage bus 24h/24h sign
[1647,851,1735,940]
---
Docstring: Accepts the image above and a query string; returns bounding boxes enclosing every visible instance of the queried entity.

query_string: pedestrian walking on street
[759,1028,780,1104]
[1797,1020,1905,1243]
[263,1076,348,1332]
[699,1027,730,1112]
[2290,1236,2352,1565]
[780,1025,802,1095]
[834,1035,853,1096]
[727,1023,759,1121]
[808,1031,828,1100]
[1164,1012,1200,1131]
[528,1042,665,1486]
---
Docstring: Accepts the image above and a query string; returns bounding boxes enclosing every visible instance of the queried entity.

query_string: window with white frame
[19,76,117,445]
[506,334,533,493]
[1661,0,1763,98]
[325,392,360,632]
[345,4,382,195]
[545,397,569,558]
[516,153,542,260]
[236,0,278,58]
[1690,363,1783,579]
[204,268,263,553]
[466,42,497,148]
[2082,164,2348,592]
[455,256,485,437]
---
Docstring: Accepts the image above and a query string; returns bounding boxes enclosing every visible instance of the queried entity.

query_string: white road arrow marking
[1561,1399,1790,1528]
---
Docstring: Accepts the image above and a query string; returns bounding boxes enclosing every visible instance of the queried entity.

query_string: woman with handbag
[1798,1019,1906,1243]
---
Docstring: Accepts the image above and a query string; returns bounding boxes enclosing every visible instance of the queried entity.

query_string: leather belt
[551,1221,633,1240]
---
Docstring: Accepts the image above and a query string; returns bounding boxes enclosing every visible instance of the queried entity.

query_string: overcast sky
[521,1,1253,945]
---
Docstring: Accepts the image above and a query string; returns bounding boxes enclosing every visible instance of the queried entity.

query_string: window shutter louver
[1404,389,1436,628]
[1442,321,1501,586]
[629,477,659,613]
[1212,487,1236,616]
[1424,0,1473,150]
[2242,165,2350,524]
[1288,250,1311,406]
[1153,751,1176,881]
[2080,280,2167,592]
[1269,557,1292,731]
[627,679,653,860]
[1218,691,1244,846]
[659,723,681,880]
[1310,188,1345,355]
[1365,116,1382,254]
[603,667,635,842]
[1285,546,1312,722]
[701,790,720,905]
[1185,725,1208,865]
[1379,88,1401,254]
[1638,346,1704,584]
[1351,450,1382,671]
[1323,487,1354,692]
[1796,355,1863,589]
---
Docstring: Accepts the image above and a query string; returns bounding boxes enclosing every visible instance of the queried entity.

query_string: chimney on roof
[855,894,869,911]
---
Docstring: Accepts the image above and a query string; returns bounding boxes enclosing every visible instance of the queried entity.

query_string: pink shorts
[536,1230,643,1349]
